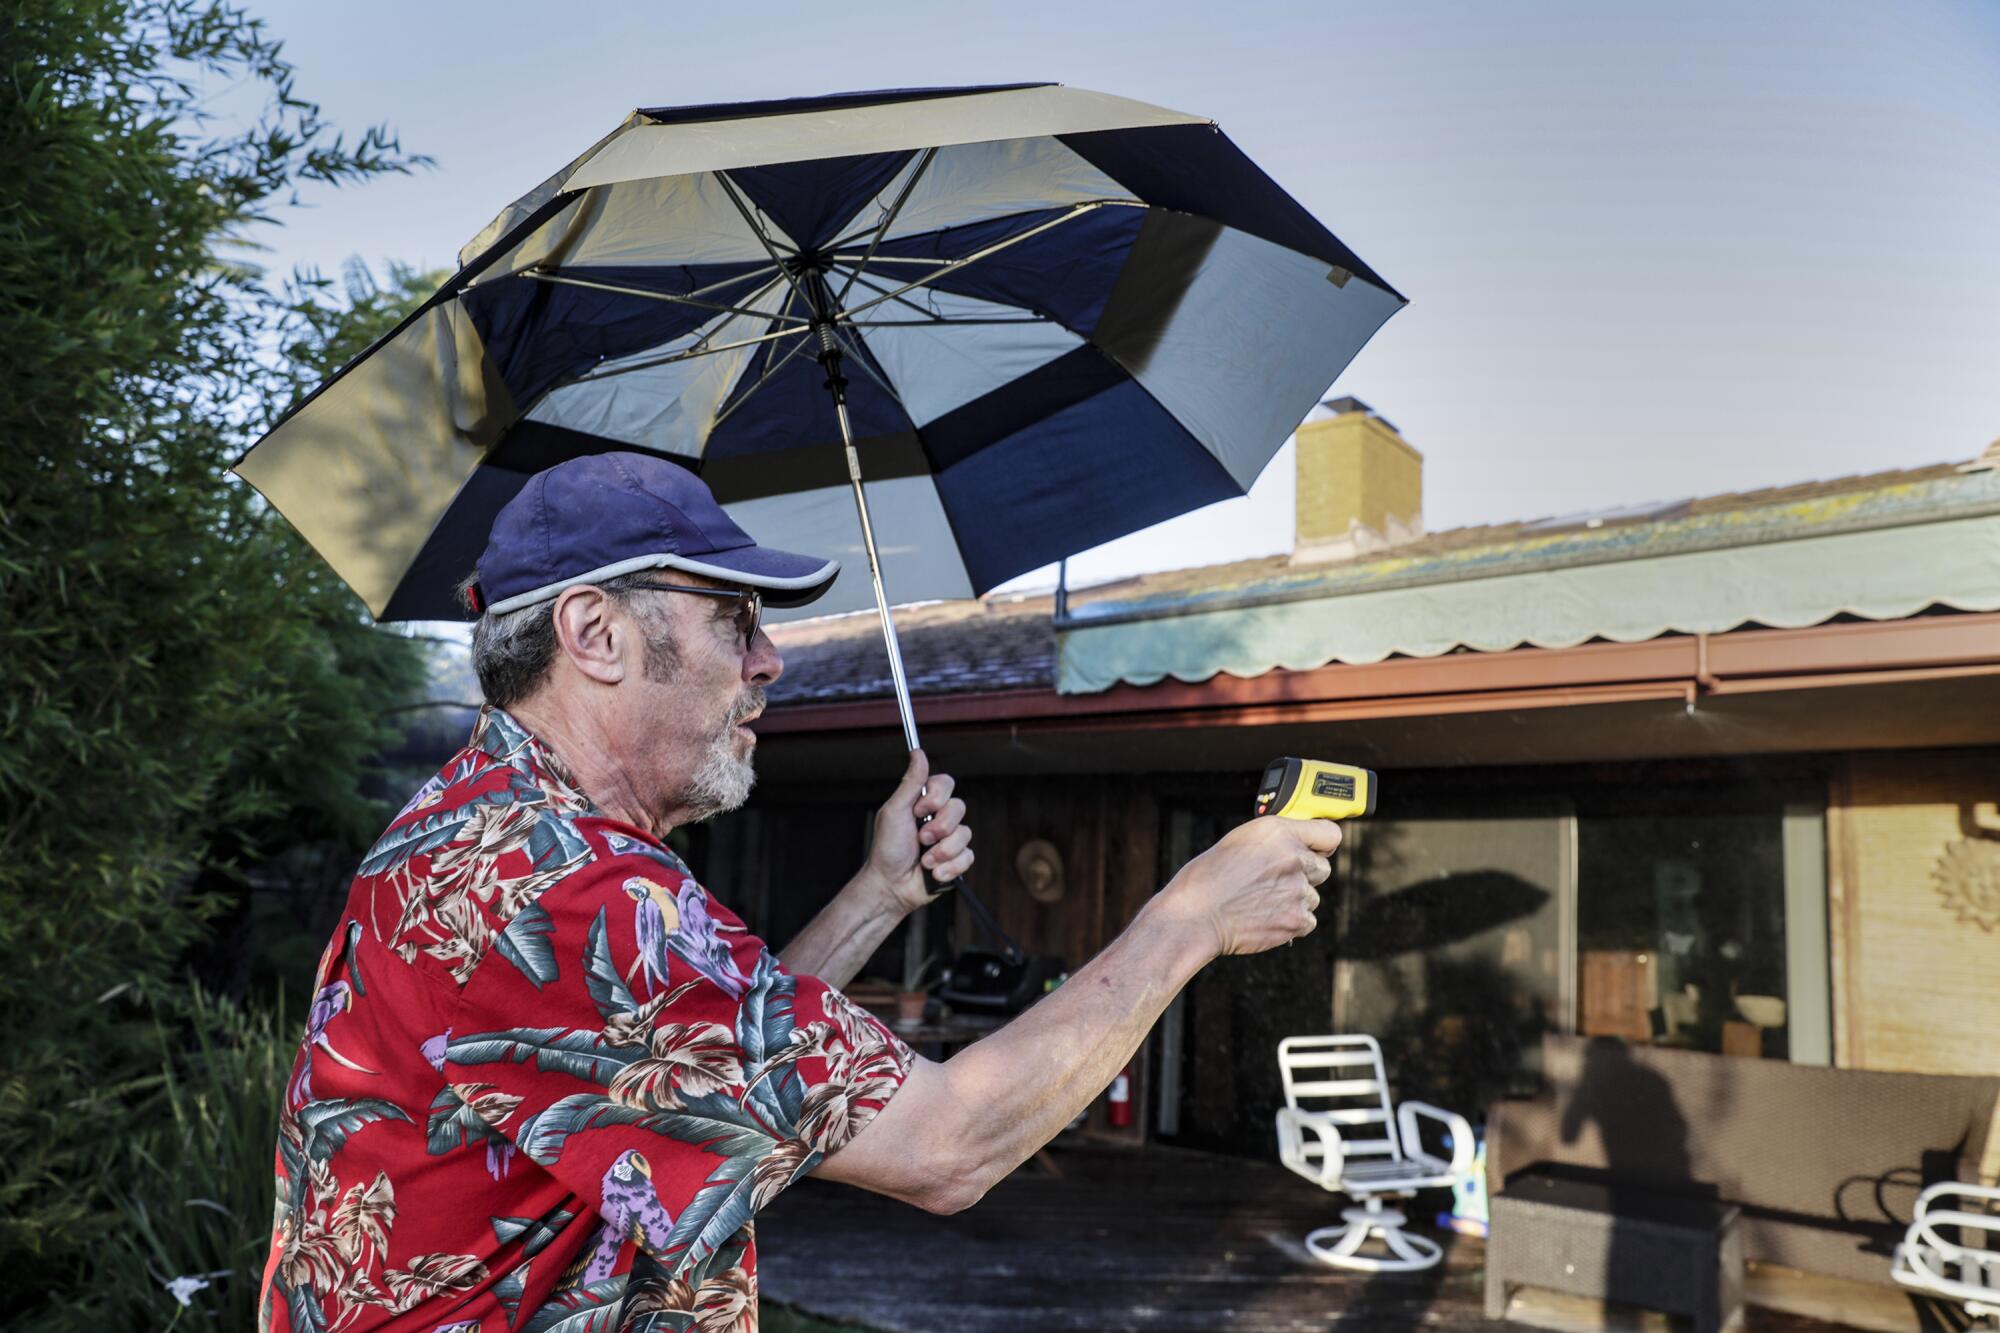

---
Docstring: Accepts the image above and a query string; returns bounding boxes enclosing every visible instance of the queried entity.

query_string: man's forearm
[776,868,911,989]
[818,895,1214,1210]
[935,899,1210,1186]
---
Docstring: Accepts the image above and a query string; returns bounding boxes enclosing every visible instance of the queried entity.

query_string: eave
[754,611,2000,740]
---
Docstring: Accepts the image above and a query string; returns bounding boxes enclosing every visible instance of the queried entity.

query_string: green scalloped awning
[1057,476,2000,694]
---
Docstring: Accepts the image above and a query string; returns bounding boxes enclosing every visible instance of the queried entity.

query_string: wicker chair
[1892,1182,2000,1321]
[1275,1033,1475,1271]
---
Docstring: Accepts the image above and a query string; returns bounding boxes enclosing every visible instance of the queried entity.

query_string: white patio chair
[1891,1181,2000,1321]
[1275,1033,1476,1272]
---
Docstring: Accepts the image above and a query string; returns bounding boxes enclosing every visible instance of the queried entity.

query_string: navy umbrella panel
[236,82,1405,665]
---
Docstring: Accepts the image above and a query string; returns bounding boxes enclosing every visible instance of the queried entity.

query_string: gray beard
[682,733,755,822]
[677,687,762,822]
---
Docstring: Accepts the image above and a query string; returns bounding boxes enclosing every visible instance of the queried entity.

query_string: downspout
[1685,631,1720,712]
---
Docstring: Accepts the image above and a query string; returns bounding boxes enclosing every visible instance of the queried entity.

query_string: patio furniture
[1487,1034,2000,1289]
[1484,1169,1743,1332]
[1891,1182,2000,1320]
[1274,1033,1475,1271]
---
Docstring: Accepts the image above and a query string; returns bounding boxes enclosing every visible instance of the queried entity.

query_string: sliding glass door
[1333,805,1576,1113]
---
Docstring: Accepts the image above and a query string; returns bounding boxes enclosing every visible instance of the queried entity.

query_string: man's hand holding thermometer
[1148,758,1372,956]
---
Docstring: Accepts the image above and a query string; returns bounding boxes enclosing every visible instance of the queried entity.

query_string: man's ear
[549,587,633,686]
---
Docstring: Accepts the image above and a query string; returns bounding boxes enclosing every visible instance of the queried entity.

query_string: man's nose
[745,630,782,685]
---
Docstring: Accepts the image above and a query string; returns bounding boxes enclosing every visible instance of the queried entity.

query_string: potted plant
[897,954,941,1029]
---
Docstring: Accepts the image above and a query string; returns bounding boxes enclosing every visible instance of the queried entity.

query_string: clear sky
[242,0,2000,591]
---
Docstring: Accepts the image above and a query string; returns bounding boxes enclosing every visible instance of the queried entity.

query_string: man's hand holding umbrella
[869,748,975,907]
[779,746,973,984]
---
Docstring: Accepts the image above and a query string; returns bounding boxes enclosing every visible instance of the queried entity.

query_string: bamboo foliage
[0,2,431,1325]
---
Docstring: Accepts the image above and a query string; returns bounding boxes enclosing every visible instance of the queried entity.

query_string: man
[261,452,1339,1333]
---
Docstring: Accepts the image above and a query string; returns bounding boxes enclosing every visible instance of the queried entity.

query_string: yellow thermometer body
[1255,757,1377,820]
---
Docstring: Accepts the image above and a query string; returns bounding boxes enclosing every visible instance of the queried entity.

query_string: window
[1333,805,1574,1113]
[1575,784,1827,1062]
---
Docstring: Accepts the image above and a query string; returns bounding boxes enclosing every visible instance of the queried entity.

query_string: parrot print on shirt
[259,707,913,1333]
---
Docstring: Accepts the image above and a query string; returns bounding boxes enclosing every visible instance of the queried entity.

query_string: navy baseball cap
[472,452,839,614]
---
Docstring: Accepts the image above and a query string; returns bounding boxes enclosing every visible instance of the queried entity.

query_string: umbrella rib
[713,172,821,316]
[561,324,809,388]
[836,264,1064,328]
[834,201,1142,322]
[708,332,814,433]
[522,267,809,324]
[684,266,784,298]
[825,322,904,405]
[526,269,804,411]
[828,254,956,266]
[824,149,937,253]
[833,146,938,309]
[708,286,817,432]
[847,317,1051,327]
[828,264,951,323]
[833,265,1056,329]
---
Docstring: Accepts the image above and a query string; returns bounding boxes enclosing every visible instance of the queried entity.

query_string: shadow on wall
[1351,869,1555,1115]
[1342,870,1551,961]
[1559,1036,1697,1194]
[1558,1038,1715,1328]
[1320,867,1552,1331]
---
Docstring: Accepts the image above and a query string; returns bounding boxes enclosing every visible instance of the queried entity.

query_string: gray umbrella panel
[456,86,1202,264]
[234,85,1404,623]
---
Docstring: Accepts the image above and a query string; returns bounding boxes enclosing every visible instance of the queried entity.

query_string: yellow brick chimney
[1292,397,1423,564]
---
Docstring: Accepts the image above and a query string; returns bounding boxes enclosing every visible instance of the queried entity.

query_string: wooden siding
[1828,750,2000,1075]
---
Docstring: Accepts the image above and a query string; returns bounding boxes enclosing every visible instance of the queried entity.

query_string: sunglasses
[626,581,763,652]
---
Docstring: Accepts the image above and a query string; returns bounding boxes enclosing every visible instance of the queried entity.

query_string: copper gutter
[754,611,2000,738]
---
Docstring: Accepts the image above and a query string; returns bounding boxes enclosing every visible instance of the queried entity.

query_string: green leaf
[446,1027,636,1084]
[494,1268,527,1329]
[584,907,637,1022]
[734,950,792,1070]
[659,1154,753,1264]
[425,1087,506,1155]
[517,1093,774,1168]
[524,804,593,872]
[495,903,559,990]
[356,791,507,878]
[287,1285,329,1333]
[491,1206,576,1259]
[298,1097,413,1161]
[518,1277,629,1333]
[736,953,800,1124]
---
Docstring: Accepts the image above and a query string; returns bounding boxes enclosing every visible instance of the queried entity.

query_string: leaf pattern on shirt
[457,933,910,1286]
[270,1100,487,1330]
[265,707,913,1333]
[608,1021,745,1111]
[692,1265,756,1333]
[383,1251,489,1310]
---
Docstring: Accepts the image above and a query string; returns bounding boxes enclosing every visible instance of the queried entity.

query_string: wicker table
[1485,1171,1742,1332]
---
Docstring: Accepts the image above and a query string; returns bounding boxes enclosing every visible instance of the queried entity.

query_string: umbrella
[234,82,1405,754]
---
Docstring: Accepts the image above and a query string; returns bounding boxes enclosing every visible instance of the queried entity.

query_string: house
[702,402,2000,1153]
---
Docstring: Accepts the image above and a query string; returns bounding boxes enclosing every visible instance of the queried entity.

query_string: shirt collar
[469,705,598,816]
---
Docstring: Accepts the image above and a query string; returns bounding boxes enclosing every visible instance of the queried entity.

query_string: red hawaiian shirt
[261,706,912,1333]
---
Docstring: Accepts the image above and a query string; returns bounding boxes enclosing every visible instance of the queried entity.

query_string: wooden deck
[761,1144,1888,1332]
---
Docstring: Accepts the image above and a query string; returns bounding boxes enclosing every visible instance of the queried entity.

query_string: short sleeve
[439,851,912,1274]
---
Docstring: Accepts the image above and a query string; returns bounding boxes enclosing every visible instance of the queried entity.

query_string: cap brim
[657,547,840,608]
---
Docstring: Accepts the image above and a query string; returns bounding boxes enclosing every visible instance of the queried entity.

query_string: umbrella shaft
[830,389,923,753]
[815,311,1022,965]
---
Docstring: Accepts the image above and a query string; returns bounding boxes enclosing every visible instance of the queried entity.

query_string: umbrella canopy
[235,83,1405,625]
